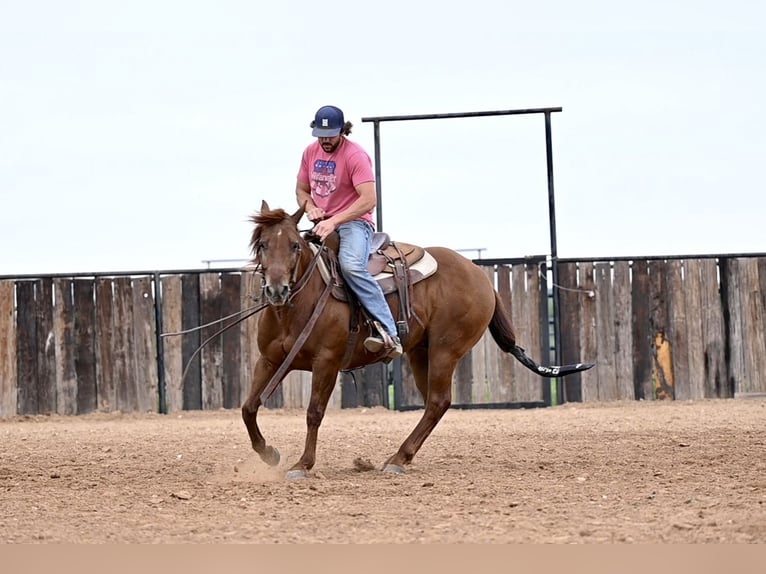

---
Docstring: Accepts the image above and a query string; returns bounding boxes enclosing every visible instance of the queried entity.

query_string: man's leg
[337,221,402,358]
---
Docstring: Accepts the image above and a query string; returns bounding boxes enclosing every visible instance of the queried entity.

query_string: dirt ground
[0,399,764,543]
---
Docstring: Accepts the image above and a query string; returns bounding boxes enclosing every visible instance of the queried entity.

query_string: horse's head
[249,200,307,306]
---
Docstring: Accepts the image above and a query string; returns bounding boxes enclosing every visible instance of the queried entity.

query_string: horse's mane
[249,207,295,255]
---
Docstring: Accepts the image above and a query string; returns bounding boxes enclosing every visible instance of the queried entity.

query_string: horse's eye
[259,242,268,252]
[292,242,300,253]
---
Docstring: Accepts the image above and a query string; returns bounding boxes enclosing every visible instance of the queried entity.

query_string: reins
[160,303,267,338]
[176,302,268,389]
[259,265,334,404]
[161,234,329,394]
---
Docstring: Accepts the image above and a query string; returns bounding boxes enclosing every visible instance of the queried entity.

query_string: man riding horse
[295,104,403,360]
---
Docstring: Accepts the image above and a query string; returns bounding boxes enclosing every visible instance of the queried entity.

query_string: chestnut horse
[241,201,593,478]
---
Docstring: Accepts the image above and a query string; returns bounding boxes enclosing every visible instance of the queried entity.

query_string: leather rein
[163,234,332,403]
[257,237,336,404]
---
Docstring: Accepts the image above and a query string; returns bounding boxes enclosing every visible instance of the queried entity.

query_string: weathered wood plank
[397,353,423,408]
[631,260,652,400]
[132,276,158,412]
[470,317,488,404]
[758,257,766,393]
[36,278,56,413]
[16,281,37,414]
[353,363,386,408]
[453,316,474,402]
[328,372,342,410]
[481,267,502,403]
[701,259,727,397]
[455,348,476,404]
[113,277,137,412]
[496,265,516,402]
[738,259,765,394]
[523,262,543,402]
[0,280,18,417]
[683,260,706,399]
[283,370,314,409]
[613,261,634,400]
[239,272,256,407]
[578,262,598,402]
[200,273,223,410]
[595,262,617,401]
[557,262,582,402]
[95,278,116,411]
[511,264,535,401]
[53,279,76,415]
[74,279,98,414]
[398,354,422,409]
[722,258,744,397]
[666,261,690,400]
[220,273,242,409]
[648,260,672,400]
[161,276,183,412]
[181,274,202,410]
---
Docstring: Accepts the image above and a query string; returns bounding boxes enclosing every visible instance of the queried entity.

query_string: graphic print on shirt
[312,159,337,198]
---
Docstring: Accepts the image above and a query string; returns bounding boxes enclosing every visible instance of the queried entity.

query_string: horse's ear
[260,200,270,213]
[291,203,306,225]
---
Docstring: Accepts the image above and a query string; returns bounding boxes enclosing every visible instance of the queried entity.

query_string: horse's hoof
[286,469,308,480]
[382,464,406,475]
[260,446,280,467]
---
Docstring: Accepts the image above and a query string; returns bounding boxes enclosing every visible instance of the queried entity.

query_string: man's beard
[321,140,340,153]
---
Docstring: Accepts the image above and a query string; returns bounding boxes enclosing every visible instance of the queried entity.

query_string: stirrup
[364,335,386,353]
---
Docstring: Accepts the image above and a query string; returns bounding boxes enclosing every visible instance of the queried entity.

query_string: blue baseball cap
[311,105,345,137]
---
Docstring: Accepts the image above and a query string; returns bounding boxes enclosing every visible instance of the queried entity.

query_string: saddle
[307,231,438,344]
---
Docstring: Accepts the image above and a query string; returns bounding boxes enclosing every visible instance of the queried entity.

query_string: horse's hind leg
[241,357,282,467]
[286,363,340,480]
[383,346,455,474]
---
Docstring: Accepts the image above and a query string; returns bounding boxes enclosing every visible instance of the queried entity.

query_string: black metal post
[538,259,552,407]
[544,111,563,403]
[373,120,383,231]
[361,107,564,410]
[370,119,393,407]
[153,272,167,414]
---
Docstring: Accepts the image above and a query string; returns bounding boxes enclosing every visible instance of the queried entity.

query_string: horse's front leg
[286,362,340,480]
[241,357,283,467]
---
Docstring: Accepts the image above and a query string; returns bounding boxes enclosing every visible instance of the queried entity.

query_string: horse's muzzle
[264,283,290,306]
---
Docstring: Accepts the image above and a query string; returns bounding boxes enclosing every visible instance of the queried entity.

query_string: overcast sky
[1,0,764,275]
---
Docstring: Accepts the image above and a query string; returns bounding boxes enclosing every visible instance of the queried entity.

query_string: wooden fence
[557,256,766,402]
[1,254,765,416]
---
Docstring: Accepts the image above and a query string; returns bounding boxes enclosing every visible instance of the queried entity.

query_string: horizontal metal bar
[557,251,766,264]
[0,267,248,281]
[362,107,563,123]
[471,255,548,266]
[3,250,764,282]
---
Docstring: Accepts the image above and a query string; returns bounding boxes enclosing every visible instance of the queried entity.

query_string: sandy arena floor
[1,399,764,543]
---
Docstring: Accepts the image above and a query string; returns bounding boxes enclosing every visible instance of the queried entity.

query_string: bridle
[163,227,331,394]
[251,229,326,305]
[252,228,338,404]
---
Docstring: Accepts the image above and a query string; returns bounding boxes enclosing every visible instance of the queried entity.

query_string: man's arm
[296,180,325,222]
[312,181,376,240]
[327,181,376,226]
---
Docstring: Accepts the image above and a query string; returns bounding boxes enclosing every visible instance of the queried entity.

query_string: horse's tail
[488,292,594,378]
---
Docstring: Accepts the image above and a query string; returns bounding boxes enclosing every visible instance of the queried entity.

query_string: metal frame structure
[361,107,565,402]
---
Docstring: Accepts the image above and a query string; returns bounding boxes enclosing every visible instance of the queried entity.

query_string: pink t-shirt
[297,138,376,227]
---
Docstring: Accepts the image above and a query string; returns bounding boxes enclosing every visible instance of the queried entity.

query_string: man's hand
[306,205,326,222]
[313,218,336,240]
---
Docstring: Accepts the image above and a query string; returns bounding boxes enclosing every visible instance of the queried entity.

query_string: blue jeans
[337,220,398,338]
